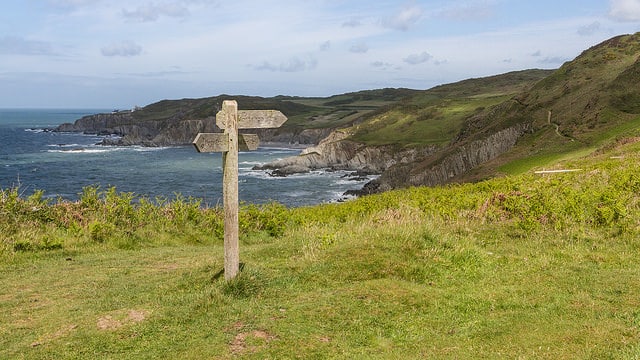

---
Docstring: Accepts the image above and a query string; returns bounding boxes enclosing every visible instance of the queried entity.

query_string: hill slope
[254,69,551,176]
[358,32,640,193]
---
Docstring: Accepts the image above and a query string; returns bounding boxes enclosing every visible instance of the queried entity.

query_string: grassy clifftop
[2,130,640,358]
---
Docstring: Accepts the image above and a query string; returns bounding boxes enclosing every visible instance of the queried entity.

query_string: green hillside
[348,69,552,147]
[111,69,552,148]
[354,33,640,189]
[470,33,640,177]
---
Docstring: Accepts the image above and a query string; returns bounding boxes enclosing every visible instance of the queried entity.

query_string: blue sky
[0,0,639,108]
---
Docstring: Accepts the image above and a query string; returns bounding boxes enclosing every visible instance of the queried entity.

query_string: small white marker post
[193,100,287,280]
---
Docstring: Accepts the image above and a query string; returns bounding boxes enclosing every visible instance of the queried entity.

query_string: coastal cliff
[257,123,530,192]
[55,112,328,146]
[357,124,531,194]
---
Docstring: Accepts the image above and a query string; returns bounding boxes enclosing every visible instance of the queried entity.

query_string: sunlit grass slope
[349,69,552,147]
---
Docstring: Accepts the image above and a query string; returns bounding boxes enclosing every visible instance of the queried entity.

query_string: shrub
[88,221,116,243]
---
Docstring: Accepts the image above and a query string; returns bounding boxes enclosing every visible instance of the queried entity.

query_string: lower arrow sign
[193,133,260,153]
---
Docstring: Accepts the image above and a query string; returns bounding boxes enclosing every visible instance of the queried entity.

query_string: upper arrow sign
[217,109,287,130]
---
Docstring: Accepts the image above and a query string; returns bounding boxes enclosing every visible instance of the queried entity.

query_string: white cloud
[538,56,567,64]
[349,42,369,53]
[101,41,143,57]
[609,0,640,21]
[382,3,423,31]
[253,56,318,72]
[342,19,362,27]
[577,21,602,36]
[371,61,399,71]
[404,51,433,65]
[122,2,190,22]
[438,1,495,21]
[319,41,331,51]
[0,36,57,56]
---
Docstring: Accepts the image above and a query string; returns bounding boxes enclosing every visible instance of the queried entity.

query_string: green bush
[88,221,116,243]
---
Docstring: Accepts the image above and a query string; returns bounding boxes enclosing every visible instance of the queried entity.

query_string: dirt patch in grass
[228,322,277,355]
[97,309,147,331]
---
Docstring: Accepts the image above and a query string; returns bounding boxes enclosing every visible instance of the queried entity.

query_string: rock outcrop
[254,130,440,176]
[257,123,531,195]
[358,124,532,194]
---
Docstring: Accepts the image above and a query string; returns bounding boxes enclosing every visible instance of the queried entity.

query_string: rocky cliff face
[55,113,326,146]
[358,124,532,194]
[257,123,531,194]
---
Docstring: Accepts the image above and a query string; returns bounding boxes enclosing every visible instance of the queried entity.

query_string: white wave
[132,146,170,152]
[334,179,361,186]
[46,144,172,154]
[328,192,357,203]
[333,176,376,186]
[265,151,300,156]
[240,170,272,179]
[285,190,313,197]
[47,148,122,154]
[48,143,83,148]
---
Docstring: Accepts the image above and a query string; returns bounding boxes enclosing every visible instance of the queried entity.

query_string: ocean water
[0,109,372,207]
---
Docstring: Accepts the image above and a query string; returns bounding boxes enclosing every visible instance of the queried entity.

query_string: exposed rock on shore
[253,130,440,176]
[257,124,531,194]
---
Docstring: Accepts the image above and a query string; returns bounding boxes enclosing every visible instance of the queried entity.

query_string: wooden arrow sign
[192,99,288,281]
[217,109,287,130]
[193,133,260,152]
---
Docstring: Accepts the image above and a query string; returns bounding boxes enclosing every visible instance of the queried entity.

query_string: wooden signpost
[193,100,287,280]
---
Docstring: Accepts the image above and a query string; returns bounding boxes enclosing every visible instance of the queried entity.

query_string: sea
[0,109,373,207]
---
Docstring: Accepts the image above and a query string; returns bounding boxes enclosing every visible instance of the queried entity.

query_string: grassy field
[2,137,640,359]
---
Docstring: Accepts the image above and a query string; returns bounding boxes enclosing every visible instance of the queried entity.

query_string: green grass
[2,138,640,359]
[349,96,514,147]
[498,114,640,175]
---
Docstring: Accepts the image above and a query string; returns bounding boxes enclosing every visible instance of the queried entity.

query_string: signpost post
[193,100,287,280]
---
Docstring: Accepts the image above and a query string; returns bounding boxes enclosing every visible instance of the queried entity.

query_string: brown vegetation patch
[97,309,147,331]
[229,328,277,355]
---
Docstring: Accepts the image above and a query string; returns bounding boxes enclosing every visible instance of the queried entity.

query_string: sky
[0,0,639,108]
